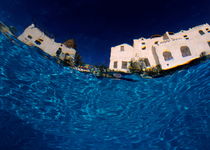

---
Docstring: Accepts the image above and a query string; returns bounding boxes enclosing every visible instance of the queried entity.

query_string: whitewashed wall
[109,44,135,72]
[18,24,76,57]
[133,36,163,67]
[109,24,210,72]
[156,24,210,70]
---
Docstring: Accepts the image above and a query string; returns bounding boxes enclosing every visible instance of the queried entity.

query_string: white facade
[109,24,210,72]
[109,44,135,72]
[18,24,76,59]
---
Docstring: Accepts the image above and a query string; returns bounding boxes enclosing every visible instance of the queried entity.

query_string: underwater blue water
[0,34,210,150]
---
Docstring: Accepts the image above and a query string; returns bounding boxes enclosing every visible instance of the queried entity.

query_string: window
[121,61,127,69]
[180,46,191,57]
[39,39,44,42]
[35,40,41,45]
[199,30,205,35]
[183,35,189,40]
[120,46,124,51]
[142,42,145,45]
[163,51,173,61]
[56,48,62,57]
[27,35,32,39]
[207,28,210,33]
[208,41,210,47]
[142,46,146,50]
[154,41,158,44]
[113,61,118,68]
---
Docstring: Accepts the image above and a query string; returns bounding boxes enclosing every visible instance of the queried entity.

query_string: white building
[18,24,76,60]
[109,24,210,72]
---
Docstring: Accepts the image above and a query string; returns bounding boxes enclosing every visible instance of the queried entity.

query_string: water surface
[0,34,209,150]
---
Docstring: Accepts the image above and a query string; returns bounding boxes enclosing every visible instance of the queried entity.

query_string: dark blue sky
[1,0,210,65]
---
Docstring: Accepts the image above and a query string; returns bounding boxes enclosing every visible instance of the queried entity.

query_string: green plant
[128,61,143,73]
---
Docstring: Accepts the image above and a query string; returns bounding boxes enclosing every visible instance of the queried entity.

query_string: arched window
[163,51,173,61]
[199,30,205,35]
[180,46,191,57]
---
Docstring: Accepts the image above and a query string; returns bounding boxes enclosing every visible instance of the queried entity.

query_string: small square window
[120,46,124,51]
[27,35,32,39]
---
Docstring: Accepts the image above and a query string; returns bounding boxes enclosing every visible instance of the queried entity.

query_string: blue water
[0,34,209,150]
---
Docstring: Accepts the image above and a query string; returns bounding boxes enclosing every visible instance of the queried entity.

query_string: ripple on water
[0,34,210,149]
